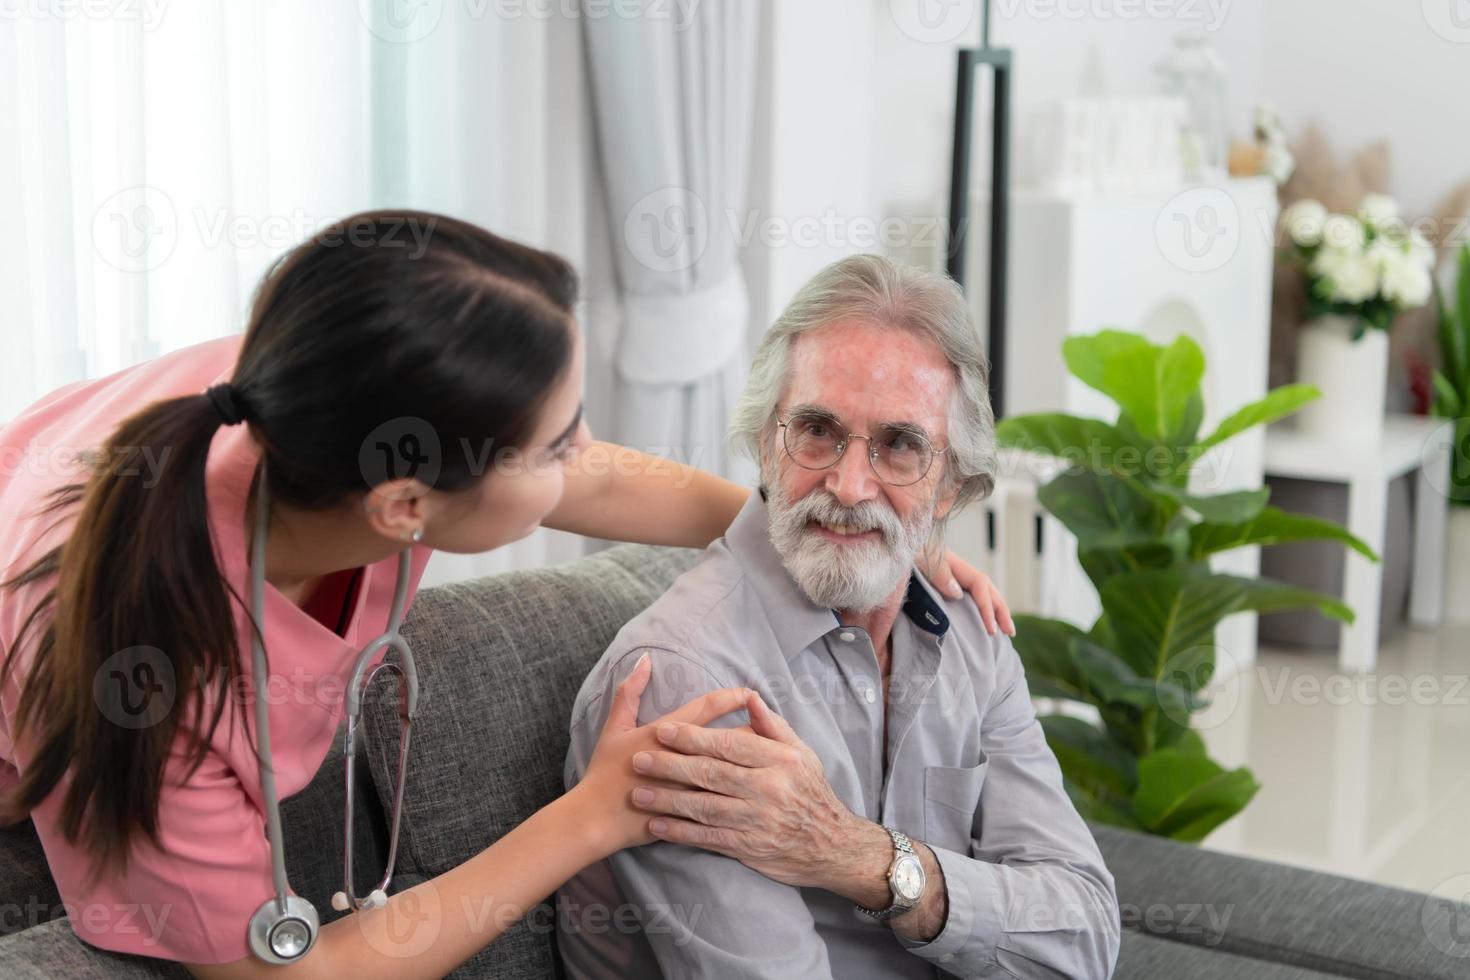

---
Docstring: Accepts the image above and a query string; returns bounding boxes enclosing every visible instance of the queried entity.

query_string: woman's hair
[729,253,997,547]
[1,211,577,877]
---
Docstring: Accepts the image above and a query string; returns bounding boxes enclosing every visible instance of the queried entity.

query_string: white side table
[1261,414,1452,673]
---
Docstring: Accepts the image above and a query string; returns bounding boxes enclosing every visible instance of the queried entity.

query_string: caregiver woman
[0,211,1010,978]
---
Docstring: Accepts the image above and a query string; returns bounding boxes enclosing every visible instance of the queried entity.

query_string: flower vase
[1293,314,1387,442]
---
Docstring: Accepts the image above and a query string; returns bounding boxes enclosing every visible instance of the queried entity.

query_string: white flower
[1283,199,1328,247]
[1263,142,1296,185]
[1312,245,1379,304]
[1321,213,1367,250]
[1376,244,1433,308]
[1409,228,1436,269]
[1358,193,1400,228]
[1254,104,1284,140]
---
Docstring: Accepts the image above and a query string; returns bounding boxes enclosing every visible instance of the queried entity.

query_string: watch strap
[856,826,919,922]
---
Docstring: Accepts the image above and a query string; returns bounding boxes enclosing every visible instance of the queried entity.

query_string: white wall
[744,0,1270,331]
[869,0,1268,208]
[1259,0,1470,219]
[742,0,879,334]
[743,0,1470,340]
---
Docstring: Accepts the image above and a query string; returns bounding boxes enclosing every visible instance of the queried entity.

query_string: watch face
[892,855,925,901]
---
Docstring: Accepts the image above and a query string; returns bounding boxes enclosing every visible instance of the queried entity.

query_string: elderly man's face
[765,318,958,612]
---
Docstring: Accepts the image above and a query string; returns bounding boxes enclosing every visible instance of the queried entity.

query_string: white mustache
[790,492,902,546]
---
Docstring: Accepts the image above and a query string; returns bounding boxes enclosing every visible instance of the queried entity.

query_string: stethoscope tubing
[246,462,417,962]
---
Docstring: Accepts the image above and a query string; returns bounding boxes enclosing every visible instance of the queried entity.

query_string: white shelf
[1261,413,1451,672]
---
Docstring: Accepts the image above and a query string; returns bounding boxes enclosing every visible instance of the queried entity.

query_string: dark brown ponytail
[2,210,577,877]
[2,394,245,878]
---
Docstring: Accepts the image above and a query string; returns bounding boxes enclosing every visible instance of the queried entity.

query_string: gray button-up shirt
[558,490,1120,979]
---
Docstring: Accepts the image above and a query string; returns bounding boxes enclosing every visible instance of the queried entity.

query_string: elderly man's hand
[628,691,890,899]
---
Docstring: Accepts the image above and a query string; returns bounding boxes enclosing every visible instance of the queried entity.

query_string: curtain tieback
[615,269,748,386]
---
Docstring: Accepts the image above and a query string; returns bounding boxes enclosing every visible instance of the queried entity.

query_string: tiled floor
[1200,620,1470,897]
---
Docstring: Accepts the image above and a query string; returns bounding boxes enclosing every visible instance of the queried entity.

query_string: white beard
[765,478,936,613]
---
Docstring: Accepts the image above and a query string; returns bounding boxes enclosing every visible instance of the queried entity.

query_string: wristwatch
[856,826,926,922]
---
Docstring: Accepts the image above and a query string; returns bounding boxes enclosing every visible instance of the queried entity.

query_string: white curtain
[0,0,596,585]
[580,0,761,485]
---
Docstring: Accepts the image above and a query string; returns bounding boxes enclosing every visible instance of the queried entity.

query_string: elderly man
[557,255,1120,979]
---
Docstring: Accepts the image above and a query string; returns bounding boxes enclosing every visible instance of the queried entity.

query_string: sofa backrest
[360,543,703,979]
[0,543,698,978]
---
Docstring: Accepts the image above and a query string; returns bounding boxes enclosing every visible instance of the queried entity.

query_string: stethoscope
[245,464,420,964]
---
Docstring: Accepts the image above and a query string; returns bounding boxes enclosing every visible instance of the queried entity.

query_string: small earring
[410,527,425,543]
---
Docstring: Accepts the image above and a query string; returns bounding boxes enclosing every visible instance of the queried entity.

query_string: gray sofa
[1,544,1465,978]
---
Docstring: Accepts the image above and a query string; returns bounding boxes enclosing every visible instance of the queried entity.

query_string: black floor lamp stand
[945,1,1012,419]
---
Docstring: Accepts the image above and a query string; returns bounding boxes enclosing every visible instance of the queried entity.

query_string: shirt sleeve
[899,635,1121,979]
[33,742,278,965]
[562,646,836,980]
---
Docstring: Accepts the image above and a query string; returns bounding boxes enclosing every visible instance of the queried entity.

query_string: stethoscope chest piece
[248,894,320,964]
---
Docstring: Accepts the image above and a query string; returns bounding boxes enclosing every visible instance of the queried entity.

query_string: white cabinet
[957,177,1280,671]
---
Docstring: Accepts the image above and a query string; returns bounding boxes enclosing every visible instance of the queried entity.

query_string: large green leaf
[1168,727,1208,756]
[995,414,1138,470]
[1167,391,1206,455]
[1061,780,1144,830]
[1062,330,1153,396]
[1042,709,1145,828]
[1455,244,1470,388]
[1011,615,1093,702]
[1112,412,1191,483]
[1148,483,1270,525]
[1070,334,1205,444]
[1133,748,1259,842]
[1040,715,1138,802]
[1072,638,1199,720]
[1196,384,1320,453]
[1077,539,1187,595]
[1013,614,1196,724]
[1188,506,1378,561]
[1098,571,1228,683]
[1099,570,1355,685]
[1431,370,1463,419]
[1448,417,1470,505]
[1036,470,1175,551]
[1436,293,1460,399]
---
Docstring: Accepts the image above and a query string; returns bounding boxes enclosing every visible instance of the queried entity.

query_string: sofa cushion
[0,918,192,979]
[1093,822,1470,980]
[0,816,63,937]
[1116,928,1342,979]
[363,543,702,980]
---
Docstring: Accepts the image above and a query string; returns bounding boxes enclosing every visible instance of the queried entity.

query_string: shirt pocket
[922,758,988,853]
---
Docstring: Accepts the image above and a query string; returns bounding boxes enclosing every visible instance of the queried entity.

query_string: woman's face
[419,325,591,554]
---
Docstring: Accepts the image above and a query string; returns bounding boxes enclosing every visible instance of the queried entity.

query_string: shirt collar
[902,570,950,636]
[727,486,951,660]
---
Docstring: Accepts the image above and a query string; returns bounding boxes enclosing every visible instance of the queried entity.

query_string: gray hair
[729,254,997,541]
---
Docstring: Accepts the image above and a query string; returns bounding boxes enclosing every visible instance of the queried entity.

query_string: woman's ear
[362,479,430,541]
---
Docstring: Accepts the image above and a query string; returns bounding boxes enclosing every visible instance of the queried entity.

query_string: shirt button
[939,953,954,963]
[839,630,856,642]
[863,687,876,704]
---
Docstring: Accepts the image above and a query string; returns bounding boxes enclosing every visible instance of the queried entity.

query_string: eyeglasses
[776,410,940,487]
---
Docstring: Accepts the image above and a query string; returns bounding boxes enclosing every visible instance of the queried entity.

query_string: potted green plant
[1431,243,1470,620]
[1280,194,1435,441]
[996,329,1376,841]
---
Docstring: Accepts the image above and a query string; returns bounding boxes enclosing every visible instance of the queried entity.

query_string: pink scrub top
[0,337,433,964]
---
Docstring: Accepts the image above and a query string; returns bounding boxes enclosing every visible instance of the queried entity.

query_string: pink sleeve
[34,746,277,965]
